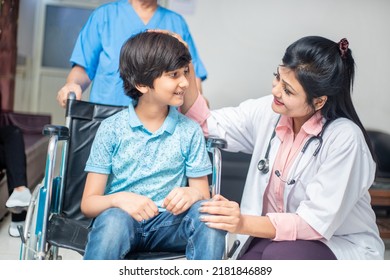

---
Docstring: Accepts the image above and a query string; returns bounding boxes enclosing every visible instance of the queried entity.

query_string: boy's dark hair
[119,31,192,101]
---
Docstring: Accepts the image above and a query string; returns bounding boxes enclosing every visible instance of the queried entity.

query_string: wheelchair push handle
[68,91,76,100]
[207,137,227,150]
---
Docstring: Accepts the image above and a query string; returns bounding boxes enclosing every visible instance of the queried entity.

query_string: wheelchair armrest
[43,125,70,141]
[206,137,227,150]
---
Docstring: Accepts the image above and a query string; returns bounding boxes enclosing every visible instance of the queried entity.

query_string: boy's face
[149,66,190,107]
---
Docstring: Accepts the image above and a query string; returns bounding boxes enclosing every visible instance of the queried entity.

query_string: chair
[19,95,230,260]
[367,130,390,239]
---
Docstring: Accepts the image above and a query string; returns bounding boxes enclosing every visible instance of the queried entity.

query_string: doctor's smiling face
[271,66,326,132]
[271,66,313,115]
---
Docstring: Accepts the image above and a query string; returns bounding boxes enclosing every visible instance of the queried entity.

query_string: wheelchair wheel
[20,179,65,260]
[20,183,43,260]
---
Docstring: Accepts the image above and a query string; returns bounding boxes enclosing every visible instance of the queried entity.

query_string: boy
[80,31,225,260]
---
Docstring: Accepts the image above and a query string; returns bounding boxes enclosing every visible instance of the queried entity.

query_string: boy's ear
[314,96,327,111]
[135,84,149,94]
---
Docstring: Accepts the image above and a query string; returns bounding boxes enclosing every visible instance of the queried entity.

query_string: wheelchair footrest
[47,214,89,256]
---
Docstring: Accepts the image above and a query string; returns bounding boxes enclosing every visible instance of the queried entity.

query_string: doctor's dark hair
[281,36,374,156]
[119,31,192,101]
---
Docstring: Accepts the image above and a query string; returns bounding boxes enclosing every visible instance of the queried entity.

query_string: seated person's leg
[180,200,226,260]
[137,211,188,254]
[2,126,31,210]
[239,238,337,260]
[0,126,31,237]
[129,201,226,260]
[84,208,140,260]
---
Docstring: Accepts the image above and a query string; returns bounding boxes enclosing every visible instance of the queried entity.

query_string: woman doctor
[181,35,384,259]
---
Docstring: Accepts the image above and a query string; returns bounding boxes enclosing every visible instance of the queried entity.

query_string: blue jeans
[83,200,226,260]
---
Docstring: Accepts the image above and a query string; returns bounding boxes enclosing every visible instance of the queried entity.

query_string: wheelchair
[18,94,249,260]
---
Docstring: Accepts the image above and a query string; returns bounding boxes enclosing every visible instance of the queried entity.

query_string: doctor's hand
[113,192,159,222]
[199,194,242,233]
[148,29,188,49]
[163,187,203,216]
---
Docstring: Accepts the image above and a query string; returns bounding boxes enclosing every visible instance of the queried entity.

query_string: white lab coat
[207,95,385,260]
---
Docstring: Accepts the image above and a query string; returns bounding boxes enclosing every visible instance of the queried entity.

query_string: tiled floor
[0,211,389,260]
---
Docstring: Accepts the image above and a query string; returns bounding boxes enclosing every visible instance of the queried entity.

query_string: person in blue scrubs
[57,0,207,107]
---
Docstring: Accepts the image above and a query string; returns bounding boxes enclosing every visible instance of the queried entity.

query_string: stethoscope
[257,118,332,185]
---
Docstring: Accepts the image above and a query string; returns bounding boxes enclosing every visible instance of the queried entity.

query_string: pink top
[265,113,323,241]
[185,94,323,241]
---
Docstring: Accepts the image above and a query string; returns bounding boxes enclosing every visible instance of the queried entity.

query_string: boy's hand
[113,192,159,222]
[163,187,203,215]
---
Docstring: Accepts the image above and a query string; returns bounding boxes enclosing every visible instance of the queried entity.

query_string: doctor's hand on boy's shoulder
[113,192,159,222]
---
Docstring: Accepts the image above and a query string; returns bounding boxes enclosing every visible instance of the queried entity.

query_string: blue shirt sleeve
[70,7,105,81]
[184,123,212,178]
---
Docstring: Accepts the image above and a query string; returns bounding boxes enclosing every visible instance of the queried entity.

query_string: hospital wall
[15,0,390,134]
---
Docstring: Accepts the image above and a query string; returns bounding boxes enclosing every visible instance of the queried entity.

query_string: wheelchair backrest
[218,150,251,204]
[61,99,126,225]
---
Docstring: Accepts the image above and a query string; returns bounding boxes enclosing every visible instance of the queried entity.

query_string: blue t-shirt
[71,0,207,106]
[85,104,212,210]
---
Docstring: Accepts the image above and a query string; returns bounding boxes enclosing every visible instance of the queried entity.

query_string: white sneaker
[6,187,31,208]
[9,221,24,238]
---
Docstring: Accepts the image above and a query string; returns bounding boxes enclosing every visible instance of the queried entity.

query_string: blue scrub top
[70,0,207,106]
